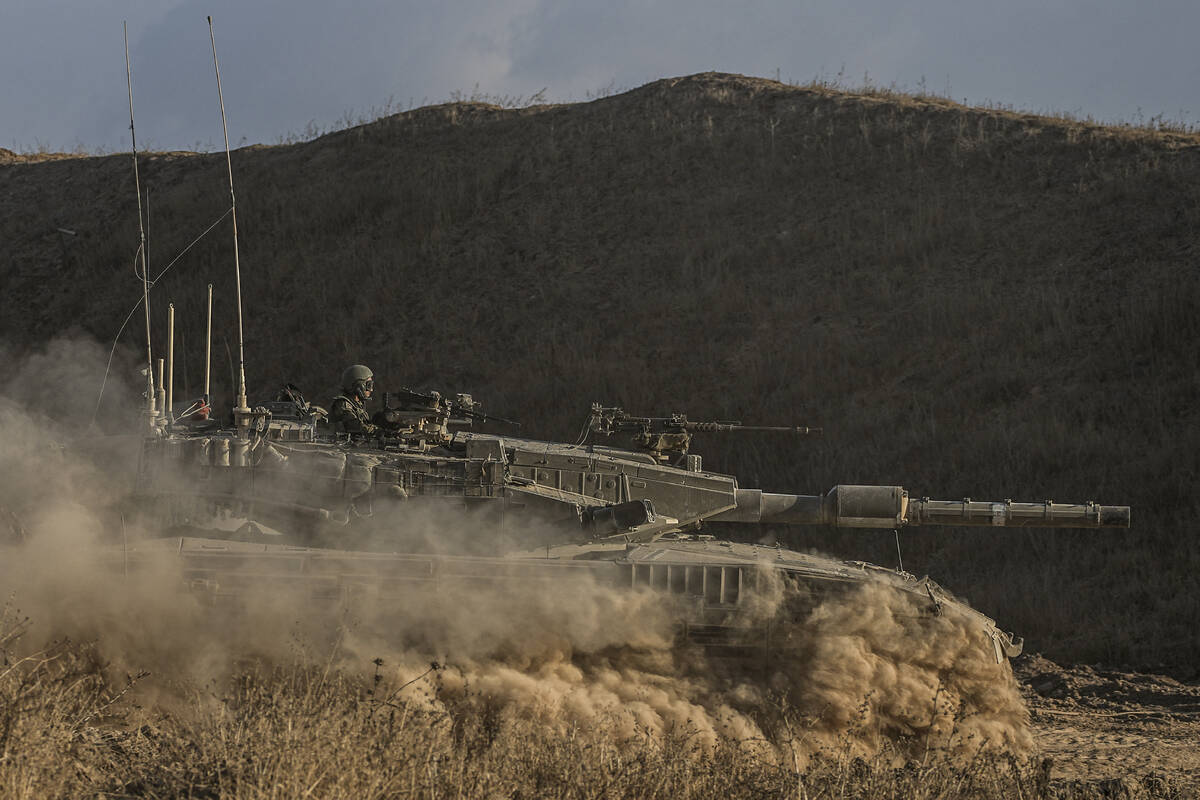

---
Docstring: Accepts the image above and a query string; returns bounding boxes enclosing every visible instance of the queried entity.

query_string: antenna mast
[208,15,249,418]
[124,22,157,422]
[204,283,213,408]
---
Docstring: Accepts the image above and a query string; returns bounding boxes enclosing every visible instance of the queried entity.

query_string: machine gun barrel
[459,408,521,427]
[587,404,818,457]
[681,422,821,434]
[711,485,1131,529]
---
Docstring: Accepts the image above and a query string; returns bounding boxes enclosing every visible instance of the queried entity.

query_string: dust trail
[780,580,1032,757]
[0,336,1032,764]
[361,574,1031,764]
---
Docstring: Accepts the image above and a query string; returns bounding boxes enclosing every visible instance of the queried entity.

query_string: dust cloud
[368,575,1032,765]
[0,337,1032,764]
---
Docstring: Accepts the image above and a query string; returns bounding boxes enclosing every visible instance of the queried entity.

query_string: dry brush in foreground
[0,628,1186,800]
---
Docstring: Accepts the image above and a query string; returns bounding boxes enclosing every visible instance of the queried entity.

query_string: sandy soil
[1017,655,1200,788]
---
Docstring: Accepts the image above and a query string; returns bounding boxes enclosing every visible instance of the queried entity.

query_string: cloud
[2,0,1197,153]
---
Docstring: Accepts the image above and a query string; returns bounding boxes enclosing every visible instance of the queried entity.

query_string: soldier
[330,364,379,436]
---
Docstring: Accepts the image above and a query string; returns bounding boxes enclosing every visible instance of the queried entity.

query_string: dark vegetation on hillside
[2,73,1198,668]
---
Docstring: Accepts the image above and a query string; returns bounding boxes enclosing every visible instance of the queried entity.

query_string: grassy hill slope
[3,73,1198,668]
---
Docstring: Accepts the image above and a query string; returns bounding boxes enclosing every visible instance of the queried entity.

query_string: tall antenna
[208,15,249,418]
[124,21,156,421]
[166,302,175,421]
[204,283,213,408]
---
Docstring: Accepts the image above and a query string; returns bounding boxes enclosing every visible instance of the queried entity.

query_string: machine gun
[378,388,520,438]
[588,403,820,461]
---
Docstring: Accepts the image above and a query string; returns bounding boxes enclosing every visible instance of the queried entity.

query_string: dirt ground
[1017,655,1200,788]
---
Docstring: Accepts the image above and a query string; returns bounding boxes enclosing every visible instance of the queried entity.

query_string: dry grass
[0,627,1184,800]
[1,73,1198,669]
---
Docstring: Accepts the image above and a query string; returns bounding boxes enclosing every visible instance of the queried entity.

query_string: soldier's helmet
[341,364,374,401]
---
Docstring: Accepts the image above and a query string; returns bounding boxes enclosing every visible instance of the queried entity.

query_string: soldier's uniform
[330,394,377,436]
[330,364,379,436]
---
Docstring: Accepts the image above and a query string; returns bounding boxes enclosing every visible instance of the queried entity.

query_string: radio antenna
[204,283,213,409]
[124,21,157,422]
[208,15,250,419]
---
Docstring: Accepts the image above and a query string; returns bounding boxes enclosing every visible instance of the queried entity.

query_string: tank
[125,390,1130,663]
[99,45,1129,674]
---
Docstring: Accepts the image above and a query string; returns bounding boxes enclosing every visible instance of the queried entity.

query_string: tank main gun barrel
[906,496,1130,528]
[711,485,1130,529]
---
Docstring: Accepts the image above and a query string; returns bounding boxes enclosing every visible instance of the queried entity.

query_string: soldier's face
[360,379,374,399]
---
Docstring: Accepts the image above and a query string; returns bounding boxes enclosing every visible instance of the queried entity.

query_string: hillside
[2,73,1198,668]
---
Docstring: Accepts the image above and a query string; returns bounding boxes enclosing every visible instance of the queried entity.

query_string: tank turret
[134,400,1130,546]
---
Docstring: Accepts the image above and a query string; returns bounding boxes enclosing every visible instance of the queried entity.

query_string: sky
[2,0,1198,153]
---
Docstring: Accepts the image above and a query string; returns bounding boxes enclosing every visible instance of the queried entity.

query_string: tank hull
[117,532,1024,663]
